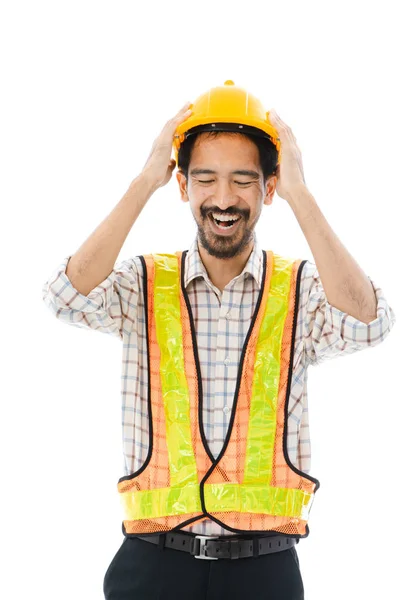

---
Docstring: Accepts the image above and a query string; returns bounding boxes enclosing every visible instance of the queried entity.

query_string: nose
[212,179,239,210]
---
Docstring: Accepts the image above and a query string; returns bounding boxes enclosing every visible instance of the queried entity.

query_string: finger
[174,106,192,127]
[270,110,297,144]
[176,108,192,121]
[161,108,192,139]
[270,110,288,132]
[167,102,192,125]
[179,101,192,113]
[162,104,191,128]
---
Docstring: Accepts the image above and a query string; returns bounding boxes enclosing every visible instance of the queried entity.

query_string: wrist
[138,169,160,194]
[134,170,159,196]
[286,184,312,208]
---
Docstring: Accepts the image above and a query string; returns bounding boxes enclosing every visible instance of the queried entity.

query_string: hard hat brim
[184,122,275,143]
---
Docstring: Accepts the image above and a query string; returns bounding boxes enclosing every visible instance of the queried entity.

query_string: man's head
[176,130,278,259]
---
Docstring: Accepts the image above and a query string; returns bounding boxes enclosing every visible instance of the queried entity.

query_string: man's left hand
[268,109,307,202]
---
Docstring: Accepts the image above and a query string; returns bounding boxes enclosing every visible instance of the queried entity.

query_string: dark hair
[177,130,278,183]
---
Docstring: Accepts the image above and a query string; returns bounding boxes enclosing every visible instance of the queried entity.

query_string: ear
[176,170,189,203]
[263,174,277,206]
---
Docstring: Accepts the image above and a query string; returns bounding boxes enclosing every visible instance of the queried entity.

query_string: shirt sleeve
[301,261,396,366]
[42,255,140,341]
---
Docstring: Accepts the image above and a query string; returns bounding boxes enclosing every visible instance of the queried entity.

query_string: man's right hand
[142,102,192,191]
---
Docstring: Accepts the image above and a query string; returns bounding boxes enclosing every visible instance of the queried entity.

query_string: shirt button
[223,406,231,415]
[225,311,231,319]
[224,357,231,366]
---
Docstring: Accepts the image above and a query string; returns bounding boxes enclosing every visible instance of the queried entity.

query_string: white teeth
[211,213,240,222]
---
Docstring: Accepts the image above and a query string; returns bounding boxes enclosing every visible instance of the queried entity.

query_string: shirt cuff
[324,277,396,346]
[43,256,117,313]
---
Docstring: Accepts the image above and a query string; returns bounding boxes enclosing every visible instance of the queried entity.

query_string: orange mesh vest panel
[117,250,320,538]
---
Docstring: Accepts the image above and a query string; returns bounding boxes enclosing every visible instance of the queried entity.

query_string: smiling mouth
[207,213,243,230]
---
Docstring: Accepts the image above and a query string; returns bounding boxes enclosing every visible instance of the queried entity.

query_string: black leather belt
[135,531,299,560]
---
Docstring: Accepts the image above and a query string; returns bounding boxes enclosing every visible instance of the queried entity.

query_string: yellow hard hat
[173,80,281,168]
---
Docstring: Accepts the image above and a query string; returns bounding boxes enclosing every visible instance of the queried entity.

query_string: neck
[197,237,255,292]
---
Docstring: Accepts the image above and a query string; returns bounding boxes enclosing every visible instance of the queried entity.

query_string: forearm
[66,172,156,296]
[287,185,377,324]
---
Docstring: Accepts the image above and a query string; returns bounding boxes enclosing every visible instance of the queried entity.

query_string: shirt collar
[184,232,264,290]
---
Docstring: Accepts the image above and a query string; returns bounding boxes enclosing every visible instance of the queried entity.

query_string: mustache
[200,207,249,219]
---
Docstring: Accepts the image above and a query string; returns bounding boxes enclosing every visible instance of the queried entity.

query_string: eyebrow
[190,168,260,179]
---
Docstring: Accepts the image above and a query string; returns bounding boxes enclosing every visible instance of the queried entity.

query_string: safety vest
[117,249,320,538]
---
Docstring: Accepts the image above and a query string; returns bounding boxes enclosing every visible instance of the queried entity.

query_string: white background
[1,1,399,598]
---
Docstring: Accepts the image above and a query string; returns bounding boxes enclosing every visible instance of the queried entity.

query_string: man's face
[176,132,276,259]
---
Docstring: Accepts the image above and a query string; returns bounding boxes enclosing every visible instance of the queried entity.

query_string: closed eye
[198,180,252,185]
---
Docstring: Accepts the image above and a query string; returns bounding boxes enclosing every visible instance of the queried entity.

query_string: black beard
[196,211,254,259]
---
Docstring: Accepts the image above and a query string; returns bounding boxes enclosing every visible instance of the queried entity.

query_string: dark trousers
[103,536,305,599]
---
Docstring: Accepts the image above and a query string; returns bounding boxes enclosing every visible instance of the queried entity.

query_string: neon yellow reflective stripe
[153,254,198,487]
[120,484,202,520]
[204,483,312,518]
[244,255,293,484]
[120,482,312,520]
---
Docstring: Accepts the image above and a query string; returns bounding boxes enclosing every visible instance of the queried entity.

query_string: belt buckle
[194,535,219,560]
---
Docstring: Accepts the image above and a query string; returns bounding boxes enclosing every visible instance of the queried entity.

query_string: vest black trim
[282,259,321,492]
[118,255,153,483]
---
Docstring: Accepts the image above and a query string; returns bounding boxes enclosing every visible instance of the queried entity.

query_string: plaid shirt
[42,232,396,537]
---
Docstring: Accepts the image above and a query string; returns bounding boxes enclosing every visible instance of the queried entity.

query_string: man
[42,81,395,600]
